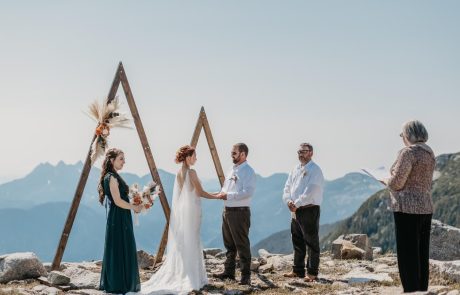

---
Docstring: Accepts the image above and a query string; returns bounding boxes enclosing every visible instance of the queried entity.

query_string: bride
[133,145,221,295]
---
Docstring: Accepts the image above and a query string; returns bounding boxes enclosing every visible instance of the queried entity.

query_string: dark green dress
[100,172,140,294]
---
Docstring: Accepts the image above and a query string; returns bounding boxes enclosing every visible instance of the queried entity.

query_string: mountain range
[0,161,382,261]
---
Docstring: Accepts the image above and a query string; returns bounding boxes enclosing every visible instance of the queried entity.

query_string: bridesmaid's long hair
[98,148,128,205]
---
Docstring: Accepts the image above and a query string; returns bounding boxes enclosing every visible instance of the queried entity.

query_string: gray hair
[300,143,313,151]
[401,120,429,144]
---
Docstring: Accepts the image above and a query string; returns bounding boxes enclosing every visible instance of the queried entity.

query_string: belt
[297,204,318,210]
[225,206,250,211]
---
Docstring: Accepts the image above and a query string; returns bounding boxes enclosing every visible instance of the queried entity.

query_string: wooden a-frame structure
[52,63,226,271]
[52,62,171,270]
[190,107,225,187]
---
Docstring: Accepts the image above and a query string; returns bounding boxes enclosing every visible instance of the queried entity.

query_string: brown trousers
[222,207,251,277]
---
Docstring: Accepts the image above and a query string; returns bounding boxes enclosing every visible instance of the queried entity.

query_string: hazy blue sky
[1,1,459,182]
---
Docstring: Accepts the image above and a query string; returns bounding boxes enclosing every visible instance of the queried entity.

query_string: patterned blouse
[387,143,435,214]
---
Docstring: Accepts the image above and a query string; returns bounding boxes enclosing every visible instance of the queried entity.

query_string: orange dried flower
[95,123,110,136]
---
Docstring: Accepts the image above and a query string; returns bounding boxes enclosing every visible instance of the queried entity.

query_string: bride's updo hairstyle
[175,145,196,164]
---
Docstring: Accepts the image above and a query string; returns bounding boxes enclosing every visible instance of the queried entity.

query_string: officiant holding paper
[382,120,435,293]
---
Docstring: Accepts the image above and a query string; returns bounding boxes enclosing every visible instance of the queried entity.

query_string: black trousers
[394,212,432,293]
[291,205,320,276]
[222,207,251,277]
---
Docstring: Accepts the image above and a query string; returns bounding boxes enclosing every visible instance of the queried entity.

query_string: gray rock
[0,252,47,283]
[137,250,155,269]
[67,290,106,295]
[430,219,460,261]
[32,285,48,292]
[267,255,292,271]
[42,262,52,273]
[204,248,223,256]
[250,260,260,271]
[62,265,100,289]
[48,270,71,285]
[258,249,273,258]
[373,247,382,256]
[341,241,367,260]
[215,252,227,259]
[41,286,60,295]
[206,258,223,265]
[342,267,393,284]
[259,262,274,273]
[331,234,373,260]
[430,260,460,283]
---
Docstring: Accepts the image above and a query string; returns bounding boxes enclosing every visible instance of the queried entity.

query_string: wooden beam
[190,107,225,186]
[52,62,172,270]
[200,108,225,186]
[190,107,204,147]
[51,63,123,270]
[117,64,170,264]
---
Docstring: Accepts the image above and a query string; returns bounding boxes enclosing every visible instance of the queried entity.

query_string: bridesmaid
[98,148,142,293]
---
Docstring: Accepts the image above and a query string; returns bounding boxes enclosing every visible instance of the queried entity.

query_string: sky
[1,1,459,183]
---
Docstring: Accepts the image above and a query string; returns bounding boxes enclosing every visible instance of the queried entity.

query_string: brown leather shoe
[283,271,304,278]
[304,274,318,282]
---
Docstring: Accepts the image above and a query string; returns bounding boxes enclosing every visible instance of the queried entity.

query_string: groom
[214,143,257,285]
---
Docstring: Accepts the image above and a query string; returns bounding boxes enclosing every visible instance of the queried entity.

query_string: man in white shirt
[213,143,256,285]
[282,143,324,282]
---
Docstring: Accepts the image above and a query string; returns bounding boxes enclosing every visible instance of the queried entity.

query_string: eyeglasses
[297,150,311,154]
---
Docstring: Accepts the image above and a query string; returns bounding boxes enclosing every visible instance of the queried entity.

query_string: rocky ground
[0,248,459,295]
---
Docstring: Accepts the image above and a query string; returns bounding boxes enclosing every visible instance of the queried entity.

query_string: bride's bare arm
[189,170,220,199]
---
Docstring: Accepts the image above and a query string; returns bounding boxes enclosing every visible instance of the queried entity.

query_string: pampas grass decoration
[86,96,132,164]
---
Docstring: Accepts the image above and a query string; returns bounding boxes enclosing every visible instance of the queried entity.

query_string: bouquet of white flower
[128,181,160,225]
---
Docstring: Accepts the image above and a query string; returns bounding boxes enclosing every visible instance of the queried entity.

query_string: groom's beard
[232,155,240,164]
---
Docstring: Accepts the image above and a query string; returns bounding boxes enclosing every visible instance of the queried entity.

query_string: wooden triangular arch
[190,107,225,187]
[52,62,171,270]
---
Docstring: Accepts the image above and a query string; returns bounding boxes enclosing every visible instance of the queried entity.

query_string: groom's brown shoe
[212,272,235,281]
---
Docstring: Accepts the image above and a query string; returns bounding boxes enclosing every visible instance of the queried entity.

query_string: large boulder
[430,219,460,261]
[0,252,47,283]
[331,234,373,260]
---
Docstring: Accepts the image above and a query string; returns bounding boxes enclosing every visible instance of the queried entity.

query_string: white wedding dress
[132,169,208,295]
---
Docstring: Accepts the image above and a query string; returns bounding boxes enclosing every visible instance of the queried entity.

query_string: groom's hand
[219,192,228,200]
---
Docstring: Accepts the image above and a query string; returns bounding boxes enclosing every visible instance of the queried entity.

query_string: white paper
[361,167,390,182]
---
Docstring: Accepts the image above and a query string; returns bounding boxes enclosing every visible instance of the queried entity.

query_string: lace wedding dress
[131,169,208,295]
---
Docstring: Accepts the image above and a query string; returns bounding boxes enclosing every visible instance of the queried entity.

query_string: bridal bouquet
[129,181,160,225]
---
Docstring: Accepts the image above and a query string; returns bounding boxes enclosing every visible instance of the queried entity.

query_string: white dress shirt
[282,160,324,207]
[221,161,257,207]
